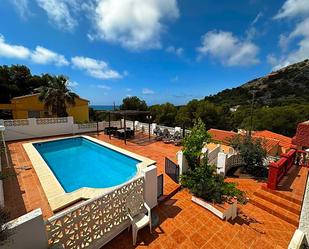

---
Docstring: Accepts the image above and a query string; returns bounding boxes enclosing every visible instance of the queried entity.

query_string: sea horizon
[90,105,120,111]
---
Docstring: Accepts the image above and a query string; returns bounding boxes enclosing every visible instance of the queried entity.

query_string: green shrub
[230,134,267,177]
[183,118,211,170]
[181,157,246,203]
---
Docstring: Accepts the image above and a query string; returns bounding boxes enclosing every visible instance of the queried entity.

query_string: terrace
[0,117,308,249]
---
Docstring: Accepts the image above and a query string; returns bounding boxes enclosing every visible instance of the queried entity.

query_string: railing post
[267,162,279,190]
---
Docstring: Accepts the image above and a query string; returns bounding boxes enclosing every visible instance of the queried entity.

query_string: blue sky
[0,0,309,105]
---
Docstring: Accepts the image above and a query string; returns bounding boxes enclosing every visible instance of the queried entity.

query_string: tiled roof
[208,128,279,153]
[252,135,279,153]
[208,129,237,144]
[254,130,292,149]
[292,120,309,147]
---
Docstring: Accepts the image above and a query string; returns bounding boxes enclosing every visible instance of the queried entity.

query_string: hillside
[205,59,309,107]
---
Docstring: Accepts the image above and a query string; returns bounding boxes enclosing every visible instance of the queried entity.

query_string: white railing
[36,117,68,125]
[216,152,244,176]
[45,177,144,249]
[77,123,97,129]
[207,145,221,165]
[1,117,190,141]
[4,119,29,126]
[297,173,309,247]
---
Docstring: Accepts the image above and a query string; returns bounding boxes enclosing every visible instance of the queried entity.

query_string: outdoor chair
[126,192,152,245]
[173,131,183,146]
[162,129,173,144]
[155,128,164,141]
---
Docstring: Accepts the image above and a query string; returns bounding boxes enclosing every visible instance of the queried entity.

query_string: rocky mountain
[205,59,309,107]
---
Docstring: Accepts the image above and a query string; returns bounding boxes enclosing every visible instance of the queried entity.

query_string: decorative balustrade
[45,177,144,249]
[36,117,68,125]
[3,119,29,126]
[77,123,97,129]
[267,149,297,190]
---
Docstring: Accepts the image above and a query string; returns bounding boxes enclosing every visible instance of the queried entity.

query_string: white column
[217,152,228,175]
[177,150,189,175]
[142,165,157,209]
[151,123,157,135]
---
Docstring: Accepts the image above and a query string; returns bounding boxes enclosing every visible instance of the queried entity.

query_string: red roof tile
[253,130,292,149]
[292,120,309,147]
[208,128,279,153]
[208,129,237,144]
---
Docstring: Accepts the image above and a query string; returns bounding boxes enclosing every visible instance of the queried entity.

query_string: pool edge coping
[23,135,156,212]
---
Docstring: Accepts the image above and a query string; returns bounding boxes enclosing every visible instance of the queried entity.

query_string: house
[253,130,292,154]
[0,93,89,123]
[292,120,309,149]
[208,128,282,157]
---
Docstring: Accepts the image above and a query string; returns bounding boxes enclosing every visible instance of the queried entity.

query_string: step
[250,195,299,226]
[261,185,303,205]
[254,190,301,215]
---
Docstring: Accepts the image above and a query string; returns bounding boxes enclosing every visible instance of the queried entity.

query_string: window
[28,111,40,118]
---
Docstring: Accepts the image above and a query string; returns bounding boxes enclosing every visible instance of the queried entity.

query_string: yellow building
[0,94,89,123]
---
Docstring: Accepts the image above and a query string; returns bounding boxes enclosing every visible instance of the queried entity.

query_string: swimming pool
[34,137,139,192]
[24,135,155,211]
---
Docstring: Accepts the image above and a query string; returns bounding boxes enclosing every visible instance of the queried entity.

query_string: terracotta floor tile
[2,133,306,249]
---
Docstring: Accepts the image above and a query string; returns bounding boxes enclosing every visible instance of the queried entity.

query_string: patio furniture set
[103,127,135,139]
[153,127,183,146]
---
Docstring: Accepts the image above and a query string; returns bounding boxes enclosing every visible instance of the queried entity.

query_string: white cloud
[0,35,69,66]
[31,46,69,66]
[36,0,78,31]
[67,81,79,87]
[270,0,309,70]
[197,30,259,66]
[166,46,184,57]
[0,35,30,59]
[93,0,179,50]
[71,56,122,80]
[97,84,111,90]
[274,0,309,19]
[126,88,132,92]
[11,0,31,19]
[142,88,154,95]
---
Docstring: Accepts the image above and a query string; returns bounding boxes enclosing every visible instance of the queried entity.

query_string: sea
[90,105,119,111]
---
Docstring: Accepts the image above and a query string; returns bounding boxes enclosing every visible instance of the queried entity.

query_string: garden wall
[0,117,122,141]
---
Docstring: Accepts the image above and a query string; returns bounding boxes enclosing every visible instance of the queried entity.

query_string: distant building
[229,105,240,112]
[0,93,89,123]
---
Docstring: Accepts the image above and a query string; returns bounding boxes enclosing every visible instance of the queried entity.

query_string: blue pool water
[34,137,139,192]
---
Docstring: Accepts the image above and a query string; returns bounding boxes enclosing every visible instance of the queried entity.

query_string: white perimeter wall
[2,209,48,249]
[0,117,122,141]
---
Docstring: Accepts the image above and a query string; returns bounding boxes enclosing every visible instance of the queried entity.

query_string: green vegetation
[120,96,147,111]
[182,118,211,170]
[0,65,79,119]
[1,60,309,136]
[230,135,267,177]
[38,75,78,117]
[181,120,245,204]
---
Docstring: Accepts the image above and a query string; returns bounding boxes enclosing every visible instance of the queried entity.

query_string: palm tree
[38,75,78,117]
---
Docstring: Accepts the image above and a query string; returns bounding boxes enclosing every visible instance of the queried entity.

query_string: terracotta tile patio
[3,132,181,219]
[2,132,308,249]
[102,188,297,249]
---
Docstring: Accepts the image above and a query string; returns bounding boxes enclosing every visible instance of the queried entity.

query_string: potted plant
[181,118,246,220]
